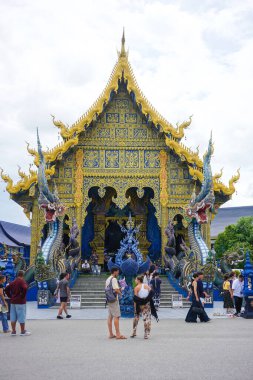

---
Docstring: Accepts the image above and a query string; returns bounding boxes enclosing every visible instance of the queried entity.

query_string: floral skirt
[223,290,234,309]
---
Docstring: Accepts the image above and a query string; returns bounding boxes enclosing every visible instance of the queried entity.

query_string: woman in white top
[131,275,151,339]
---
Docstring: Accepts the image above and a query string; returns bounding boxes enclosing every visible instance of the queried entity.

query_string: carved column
[92,214,106,265]
[159,150,169,263]
[74,149,84,245]
[30,200,40,264]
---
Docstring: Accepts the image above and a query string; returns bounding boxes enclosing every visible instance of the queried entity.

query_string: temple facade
[0,33,239,266]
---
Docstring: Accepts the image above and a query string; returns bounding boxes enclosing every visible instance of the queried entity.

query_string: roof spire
[118,28,128,58]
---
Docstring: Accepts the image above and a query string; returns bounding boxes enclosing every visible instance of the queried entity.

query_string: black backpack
[105,277,117,303]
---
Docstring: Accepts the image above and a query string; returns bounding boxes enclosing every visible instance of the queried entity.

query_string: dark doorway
[104,220,124,255]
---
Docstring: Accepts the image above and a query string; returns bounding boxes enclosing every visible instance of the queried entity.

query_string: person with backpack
[105,267,126,340]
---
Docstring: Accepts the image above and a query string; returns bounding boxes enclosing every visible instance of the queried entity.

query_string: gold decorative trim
[165,137,203,168]
[188,166,240,195]
[74,149,84,207]
[82,171,160,178]
[53,56,191,141]
[159,150,169,207]
[0,166,55,194]
[214,169,240,195]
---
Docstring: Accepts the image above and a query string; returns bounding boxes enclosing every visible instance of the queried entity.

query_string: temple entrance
[104,218,124,255]
[81,186,161,266]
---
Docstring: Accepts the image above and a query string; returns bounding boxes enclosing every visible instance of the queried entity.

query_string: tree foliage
[214,216,253,259]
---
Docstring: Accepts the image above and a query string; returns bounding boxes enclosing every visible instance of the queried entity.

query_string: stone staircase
[70,274,191,309]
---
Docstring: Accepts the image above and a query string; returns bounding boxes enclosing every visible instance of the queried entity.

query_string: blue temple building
[0,220,31,268]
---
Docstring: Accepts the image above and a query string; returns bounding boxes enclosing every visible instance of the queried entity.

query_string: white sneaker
[20,331,31,336]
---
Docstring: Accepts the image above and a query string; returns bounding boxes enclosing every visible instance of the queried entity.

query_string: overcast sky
[0,0,253,226]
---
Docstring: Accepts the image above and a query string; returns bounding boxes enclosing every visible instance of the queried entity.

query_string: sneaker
[66,314,72,319]
[10,331,16,336]
[57,315,63,319]
[20,331,31,336]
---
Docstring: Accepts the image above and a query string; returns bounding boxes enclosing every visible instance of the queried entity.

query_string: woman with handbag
[185,273,210,323]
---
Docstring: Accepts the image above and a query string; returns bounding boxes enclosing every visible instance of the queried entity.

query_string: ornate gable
[1,32,239,199]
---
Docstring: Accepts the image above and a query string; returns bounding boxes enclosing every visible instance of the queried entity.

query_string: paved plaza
[24,301,230,320]
[1,315,253,380]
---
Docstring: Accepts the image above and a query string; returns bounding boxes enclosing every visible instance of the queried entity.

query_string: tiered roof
[0,32,239,197]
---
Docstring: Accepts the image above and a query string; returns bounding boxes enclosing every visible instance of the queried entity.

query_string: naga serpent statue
[164,135,215,288]
[32,131,80,302]
[185,135,215,266]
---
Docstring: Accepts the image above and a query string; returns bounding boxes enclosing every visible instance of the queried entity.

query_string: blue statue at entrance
[107,214,150,276]
[108,214,150,316]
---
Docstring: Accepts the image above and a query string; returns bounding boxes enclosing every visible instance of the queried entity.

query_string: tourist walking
[185,273,210,323]
[197,271,210,304]
[232,274,244,316]
[5,270,31,336]
[150,272,162,310]
[105,267,126,339]
[131,275,158,339]
[90,249,99,275]
[223,273,234,315]
[55,272,72,319]
[0,274,10,333]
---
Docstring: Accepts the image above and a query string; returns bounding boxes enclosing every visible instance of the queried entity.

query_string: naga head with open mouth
[37,129,66,223]
[186,134,215,224]
[186,189,215,224]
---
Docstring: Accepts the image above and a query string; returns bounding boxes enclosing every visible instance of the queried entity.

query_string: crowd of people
[0,263,245,339]
[184,270,244,324]
[223,271,244,316]
[105,266,160,340]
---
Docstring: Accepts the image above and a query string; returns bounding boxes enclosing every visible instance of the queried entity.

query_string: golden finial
[213,168,223,181]
[118,28,128,58]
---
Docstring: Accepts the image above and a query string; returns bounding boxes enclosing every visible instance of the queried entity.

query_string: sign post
[70,294,82,309]
[172,294,183,308]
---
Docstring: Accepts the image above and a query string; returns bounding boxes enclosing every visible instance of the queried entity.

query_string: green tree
[214,216,253,259]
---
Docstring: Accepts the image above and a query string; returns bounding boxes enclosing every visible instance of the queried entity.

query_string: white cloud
[0,0,253,224]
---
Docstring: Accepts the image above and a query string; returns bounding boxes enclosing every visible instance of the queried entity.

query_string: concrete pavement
[26,301,229,320]
[1,318,253,380]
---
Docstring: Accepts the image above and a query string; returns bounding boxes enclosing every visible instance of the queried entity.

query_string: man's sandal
[116,335,127,339]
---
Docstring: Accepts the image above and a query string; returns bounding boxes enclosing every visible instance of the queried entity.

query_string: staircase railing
[166,271,188,298]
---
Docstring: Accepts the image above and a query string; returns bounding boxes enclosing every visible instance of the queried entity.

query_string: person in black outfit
[185,273,210,323]
[196,271,211,322]
[150,272,162,310]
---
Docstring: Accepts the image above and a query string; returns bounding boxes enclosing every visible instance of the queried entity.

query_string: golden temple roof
[0,31,239,197]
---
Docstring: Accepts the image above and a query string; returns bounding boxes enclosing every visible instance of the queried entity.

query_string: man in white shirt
[105,267,126,340]
[232,274,244,316]
[81,260,90,273]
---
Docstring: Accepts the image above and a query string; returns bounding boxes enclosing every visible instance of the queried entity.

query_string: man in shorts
[55,272,71,319]
[5,270,31,336]
[105,267,126,340]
